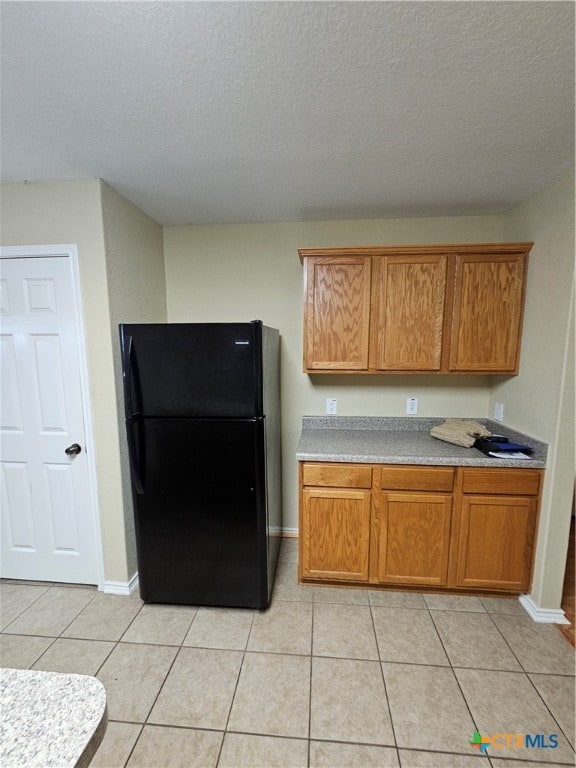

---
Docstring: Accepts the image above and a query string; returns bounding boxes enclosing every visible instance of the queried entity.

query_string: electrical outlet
[326,398,337,415]
[406,397,418,415]
[494,401,504,421]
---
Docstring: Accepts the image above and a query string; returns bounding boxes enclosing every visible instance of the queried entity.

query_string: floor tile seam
[226,726,396,754]
[224,729,309,743]
[115,637,194,649]
[122,721,145,768]
[480,758,576,767]
[308,735,401,750]
[1,629,61,639]
[308,600,315,767]
[311,649,387,662]
[92,637,119,678]
[422,603,484,738]
[369,601,398,750]
[397,743,495,759]
[491,613,576,677]
[484,606,531,675]
[427,607,488,614]
[22,634,60,670]
[0,596,94,637]
[447,662,575,755]
[178,605,201,646]
[396,745,493,761]
[523,671,576,752]
[311,651,393,665]
[0,583,52,629]
[217,608,257,766]
[0,580,96,591]
[428,607,523,671]
[370,602,430,610]
[30,635,93,672]
[241,647,313,660]
[424,602,452,668]
[115,600,154,645]
[527,670,576,679]
[274,598,314,605]
[52,589,116,639]
[139,640,183,729]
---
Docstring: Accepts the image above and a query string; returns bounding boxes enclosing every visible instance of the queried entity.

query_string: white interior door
[0,253,99,584]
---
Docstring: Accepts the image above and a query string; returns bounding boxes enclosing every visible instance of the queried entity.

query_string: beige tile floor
[0,538,575,768]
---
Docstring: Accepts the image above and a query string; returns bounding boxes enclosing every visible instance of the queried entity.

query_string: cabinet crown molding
[298,242,533,263]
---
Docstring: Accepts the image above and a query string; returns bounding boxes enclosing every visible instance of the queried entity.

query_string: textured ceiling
[1,1,574,226]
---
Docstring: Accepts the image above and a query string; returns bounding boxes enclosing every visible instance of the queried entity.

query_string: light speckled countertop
[296,417,547,468]
[0,668,107,768]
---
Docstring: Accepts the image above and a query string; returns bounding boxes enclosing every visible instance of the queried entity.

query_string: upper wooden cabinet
[449,253,527,372]
[303,255,371,370]
[371,254,448,371]
[299,243,532,374]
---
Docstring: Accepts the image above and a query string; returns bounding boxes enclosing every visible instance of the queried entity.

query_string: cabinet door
[301,488,371,581]
[371,255,448,371]
[377,493,452,586]
[303,256,371,371]
[449,253,526,372]
[455,495,536,591]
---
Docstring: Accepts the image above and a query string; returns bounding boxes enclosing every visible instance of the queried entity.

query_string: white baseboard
[102,573,139,596]
[519,593,570,624]
[281,528,299,538]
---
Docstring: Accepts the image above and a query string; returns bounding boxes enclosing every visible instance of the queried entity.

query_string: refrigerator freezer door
[132,418,269,608]
[120,322,263,418]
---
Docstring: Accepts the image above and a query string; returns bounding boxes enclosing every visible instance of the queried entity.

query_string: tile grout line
[429,600,575,762]
[423,598,485,751]
[524,673,576,753]
[0,582,51,631]
[5,575,573,764]
[369,596,400,759]
[214,608,257,767]
[1,583,98,636]
[307,597,315,768]
[484,607,576,749]
[119,604,199,767]
[483,608,531,674]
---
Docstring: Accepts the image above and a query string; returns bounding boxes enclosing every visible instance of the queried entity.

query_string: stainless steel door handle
[65,443,82,456]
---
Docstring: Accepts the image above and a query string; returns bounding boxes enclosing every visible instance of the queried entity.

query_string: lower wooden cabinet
[300,464,372,582]
[299,462,542,594]
[301,488,371,581]
[377,493,452,586]
[454,495,537,591]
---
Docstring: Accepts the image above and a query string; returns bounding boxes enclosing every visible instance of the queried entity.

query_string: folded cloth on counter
[430,419,491,448]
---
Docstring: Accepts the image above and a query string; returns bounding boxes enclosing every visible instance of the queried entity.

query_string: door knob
[65,443,82,456]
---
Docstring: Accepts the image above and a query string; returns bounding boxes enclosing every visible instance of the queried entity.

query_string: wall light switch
[326,398,337,415]
[406,397,418,415]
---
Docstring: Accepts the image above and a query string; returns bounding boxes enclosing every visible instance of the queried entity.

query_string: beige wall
[1,179,123,580]
[497,172,575,609]
[101,182,166,578]
[0,179,165,584]
[164,215,504,531]
[4,177,571,611]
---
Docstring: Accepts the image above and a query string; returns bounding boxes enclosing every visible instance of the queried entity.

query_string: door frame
[0,243,104,589]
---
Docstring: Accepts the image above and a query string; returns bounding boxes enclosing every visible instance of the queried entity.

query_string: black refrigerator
[119,320,282,609]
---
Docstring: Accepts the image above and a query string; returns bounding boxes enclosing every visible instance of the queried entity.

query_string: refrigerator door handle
[122,334,143,419]
[126,418,144,494]
[122,334,134,419]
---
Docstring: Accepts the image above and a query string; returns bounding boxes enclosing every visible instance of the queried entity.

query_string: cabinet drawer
[380,466,454,492]
[302,462,372,489]
[461,468,540,496]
